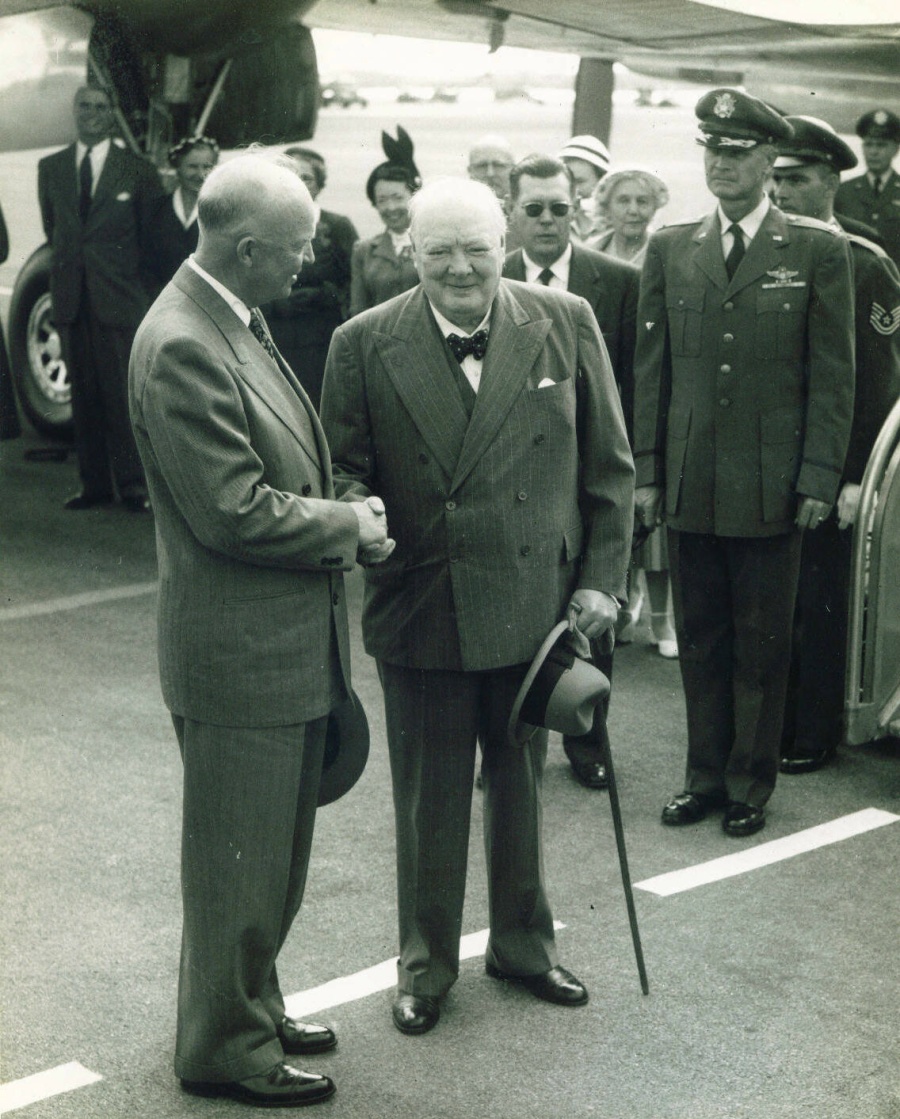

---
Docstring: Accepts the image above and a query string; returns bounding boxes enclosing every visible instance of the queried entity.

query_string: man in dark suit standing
[504,153,639,790]
[772,116,900,774]
[130,155,392,1108]
[321,177,634,1036]
[835,109,900,269]
[633,90,855,837]
[38,85,163,511]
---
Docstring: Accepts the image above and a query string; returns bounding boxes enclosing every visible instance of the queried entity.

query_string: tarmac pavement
[2,425,899,1119]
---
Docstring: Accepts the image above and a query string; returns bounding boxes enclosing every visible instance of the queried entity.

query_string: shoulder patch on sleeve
[870,302,900,336]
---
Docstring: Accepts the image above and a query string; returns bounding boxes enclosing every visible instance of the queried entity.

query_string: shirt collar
[522,242,572,285]
[717,195,770,242]
[389,229,412,253]
[187,256,252,327]
[172,187,197,229]
[428,299,491,342]
[76,137,110,165]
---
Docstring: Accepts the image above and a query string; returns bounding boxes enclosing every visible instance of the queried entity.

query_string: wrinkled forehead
[412,199,504,245]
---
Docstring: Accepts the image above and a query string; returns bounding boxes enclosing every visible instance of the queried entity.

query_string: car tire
[8,244,73,439]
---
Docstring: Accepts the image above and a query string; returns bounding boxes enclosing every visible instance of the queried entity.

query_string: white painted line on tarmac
[285,921,566,1018]
[635,808,900,897]
[0,582,157,622]
[0,1061,102,1113]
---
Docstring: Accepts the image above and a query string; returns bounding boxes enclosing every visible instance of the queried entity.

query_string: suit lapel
[691,211,728,291]
[87,142,123,223]
[173,266,324,474]
[375,289,471,480]
[567,244,597,302]
[451,282,550,494]
[726,205,791,298]
[503,249,527,282]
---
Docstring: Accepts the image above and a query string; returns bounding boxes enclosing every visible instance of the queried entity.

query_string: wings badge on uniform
[870,302,900,336]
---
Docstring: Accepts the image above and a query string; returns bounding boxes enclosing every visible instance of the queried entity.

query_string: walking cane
[599,728,649,995]
[594,625,649,995]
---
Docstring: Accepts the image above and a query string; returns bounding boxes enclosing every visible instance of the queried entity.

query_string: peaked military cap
[774,115,858,173]
[695,88,793,149]
[855,108,900,143]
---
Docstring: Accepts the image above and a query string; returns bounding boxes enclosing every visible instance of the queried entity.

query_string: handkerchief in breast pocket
[538,378,556,388]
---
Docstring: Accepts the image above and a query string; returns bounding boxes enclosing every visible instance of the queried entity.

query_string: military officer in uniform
[633,90,855,837]
[835,109,900,268]
[772,116,900,774]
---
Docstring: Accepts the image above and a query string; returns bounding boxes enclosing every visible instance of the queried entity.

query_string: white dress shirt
[522,243,572,290]
[187,256,251,327]
[429,301,491,393]
[75,138,110,195]
[717,195,769,258]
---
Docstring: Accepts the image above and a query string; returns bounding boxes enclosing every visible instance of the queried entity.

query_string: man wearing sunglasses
[504,154,640,792]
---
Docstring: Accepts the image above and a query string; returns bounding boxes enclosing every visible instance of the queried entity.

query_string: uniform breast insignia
[870,301,900,336]
[645,321,655,332]
[762,266,805,289]
[714,92,736,118]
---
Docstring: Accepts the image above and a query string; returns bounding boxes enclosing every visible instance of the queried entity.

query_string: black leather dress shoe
[181,1061,335,1107]
[279,1017,336,1055]
[64,491,112,510]
[391,992,440,1035]
[780,749,835,775]
[723,802,766,837]
[568,759,609,790]
[661,792,722,826]
[485,961,588,1006]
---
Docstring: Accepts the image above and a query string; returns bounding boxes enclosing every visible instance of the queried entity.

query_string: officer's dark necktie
[446,329,488,364]
[725,222,745,280]
[249,309,278,362]
[537,267,555,286]
[79,147,93,223]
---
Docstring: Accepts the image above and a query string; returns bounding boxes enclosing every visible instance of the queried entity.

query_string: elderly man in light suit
[321,178,634,1035]
[129,155,391,1109]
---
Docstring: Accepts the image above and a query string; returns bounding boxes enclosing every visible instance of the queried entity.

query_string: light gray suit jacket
[321,279,634,672]
[129,262,360,726]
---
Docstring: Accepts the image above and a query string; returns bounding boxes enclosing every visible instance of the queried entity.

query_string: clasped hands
[352,496,396,566]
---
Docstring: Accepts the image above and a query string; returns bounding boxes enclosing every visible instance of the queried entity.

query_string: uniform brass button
[720,364,731,374]
[782,302,792,311]
[445,500,456,511]
[520,544,531,556]
[332,593,340,605]
[723,302,734,311]
[723,333,734,343]
[517,491,527,502]
[301,483,312,495]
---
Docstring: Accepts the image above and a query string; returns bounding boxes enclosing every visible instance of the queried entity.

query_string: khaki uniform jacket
[321,279,634,672]
[129,263,359,727]
[633,205,855,536]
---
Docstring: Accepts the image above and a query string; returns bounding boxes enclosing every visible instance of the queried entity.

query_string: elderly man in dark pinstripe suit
[321,178,634,1035]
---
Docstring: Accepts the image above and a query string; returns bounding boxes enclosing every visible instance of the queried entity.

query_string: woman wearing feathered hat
[349,126,422,316]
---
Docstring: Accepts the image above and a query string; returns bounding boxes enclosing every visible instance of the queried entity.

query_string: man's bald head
[468,135,515,199]
[196,154,316,306]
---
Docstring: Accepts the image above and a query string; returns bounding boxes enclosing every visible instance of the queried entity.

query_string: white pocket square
[116,191,131,201]
[538,378,556,388]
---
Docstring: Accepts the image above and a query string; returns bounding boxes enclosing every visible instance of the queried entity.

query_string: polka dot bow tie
[446,329,488,363]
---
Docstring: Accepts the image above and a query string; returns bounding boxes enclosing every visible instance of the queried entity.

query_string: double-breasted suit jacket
[130,263,359,727]
[349,229,419,317]
[503,242,639,425]
[836,168,900,268]
[322,279,634,673]
[633,205,855,535]
[38,139,162,328]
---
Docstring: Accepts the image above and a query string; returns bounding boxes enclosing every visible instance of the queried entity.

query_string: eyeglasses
[521,201,573,218]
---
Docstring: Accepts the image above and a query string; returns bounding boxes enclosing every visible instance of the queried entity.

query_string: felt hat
[318,690,370,806]
[507,621,611,748]
[695,88,793,149]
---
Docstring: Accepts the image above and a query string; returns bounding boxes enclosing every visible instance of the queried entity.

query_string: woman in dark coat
[146,135,218,293]
[262,147,358,410]
[349,127,421,317]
